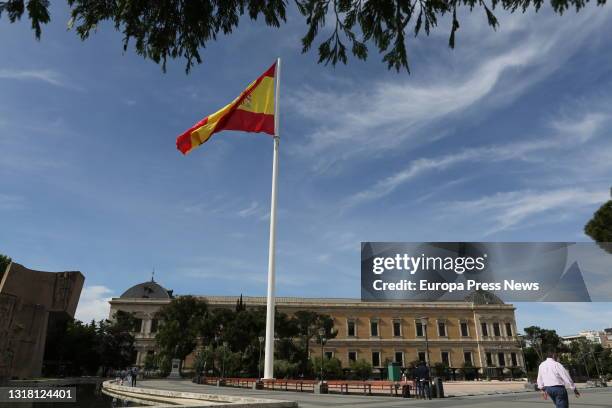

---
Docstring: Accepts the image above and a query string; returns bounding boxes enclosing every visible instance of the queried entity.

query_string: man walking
[537,352,580,408]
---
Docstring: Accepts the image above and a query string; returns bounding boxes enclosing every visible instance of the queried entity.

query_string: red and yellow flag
[176,63,276,155]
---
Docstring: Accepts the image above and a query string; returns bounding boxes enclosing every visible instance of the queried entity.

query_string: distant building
[0,262,84,380]
[110,280,525,373]
[603,328,612,349]
[562,330,605,345]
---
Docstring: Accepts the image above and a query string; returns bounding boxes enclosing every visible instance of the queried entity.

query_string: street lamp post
[318,328,327,381]
[222,341,228,379]
[420,317,430,370]
[258,336,265,380]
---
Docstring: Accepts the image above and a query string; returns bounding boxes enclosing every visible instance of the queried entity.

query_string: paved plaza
[139,380,612,408]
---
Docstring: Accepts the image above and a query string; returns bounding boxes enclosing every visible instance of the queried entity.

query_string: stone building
[0,262,84,380]
[109,280,524,373]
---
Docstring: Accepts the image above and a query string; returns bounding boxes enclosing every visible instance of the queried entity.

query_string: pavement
[139,380,612,408]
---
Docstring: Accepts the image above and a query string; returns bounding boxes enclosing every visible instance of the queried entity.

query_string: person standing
[537,352,580,408]
[131,367,138,387]
[414,361,431,400]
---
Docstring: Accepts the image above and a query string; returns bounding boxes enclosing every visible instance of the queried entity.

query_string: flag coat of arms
[176,62,277,154]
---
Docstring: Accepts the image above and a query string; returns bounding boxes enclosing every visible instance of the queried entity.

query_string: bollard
[433,377,444,398]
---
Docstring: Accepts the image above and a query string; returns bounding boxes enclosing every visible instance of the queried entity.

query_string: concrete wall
[0,263,84,379]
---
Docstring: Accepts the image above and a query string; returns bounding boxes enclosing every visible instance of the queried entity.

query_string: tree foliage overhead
[585,199,612,255]
[0,0,607,73]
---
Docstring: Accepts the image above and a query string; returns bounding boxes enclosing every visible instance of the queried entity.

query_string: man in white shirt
[537,352,580,408]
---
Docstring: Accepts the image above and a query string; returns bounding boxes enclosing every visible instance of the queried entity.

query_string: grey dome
[464,289,504,305]
[120,280,171,299]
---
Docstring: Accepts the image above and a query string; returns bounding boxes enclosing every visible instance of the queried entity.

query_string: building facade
[109,280,525,372]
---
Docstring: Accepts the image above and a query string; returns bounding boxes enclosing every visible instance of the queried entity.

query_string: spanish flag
[176,62,276,155]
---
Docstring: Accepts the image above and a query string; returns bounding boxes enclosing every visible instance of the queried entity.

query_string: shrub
[349,359,372,380]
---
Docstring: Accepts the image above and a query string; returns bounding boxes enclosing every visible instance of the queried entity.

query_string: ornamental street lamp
[222,341,228,379]
[258,336,265,379]
[318,328,327,381]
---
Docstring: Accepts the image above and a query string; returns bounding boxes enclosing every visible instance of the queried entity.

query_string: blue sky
[1,4,611,336]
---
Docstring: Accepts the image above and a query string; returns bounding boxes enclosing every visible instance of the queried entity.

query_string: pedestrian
[131,367,138,387]
[537,351,580,408]
[414,361,431,400]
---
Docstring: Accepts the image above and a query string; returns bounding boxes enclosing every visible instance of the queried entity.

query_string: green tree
[311,356,343,379]
[0,0,605,73]
[349,359,372,380]
[585,199,612,254]
[43,318,99,376]
[97,312,137,374]
[274,359,300,379]
[0,253,11,276]
[155,296,209,361]
[292,310,337,374]
[523,326,567,361]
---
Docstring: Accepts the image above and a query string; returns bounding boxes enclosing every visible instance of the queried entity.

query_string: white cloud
[238,201,261,217]
[75,285,114,323]
[287,7,611,172]
[0,69,65,87]
[344,104,612,208]
[448,188,608,234]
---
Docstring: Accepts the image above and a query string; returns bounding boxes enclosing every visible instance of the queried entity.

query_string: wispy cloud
[0,69,66,87]
[447,188,608,235]
[344,106,611,208]
[287,8,610,173]
[75,285,114,323]
[238,201,262,218]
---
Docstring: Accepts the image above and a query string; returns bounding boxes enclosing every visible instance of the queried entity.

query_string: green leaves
[0,0,607,72]
[0,0,49,39]
[585,199,612,254]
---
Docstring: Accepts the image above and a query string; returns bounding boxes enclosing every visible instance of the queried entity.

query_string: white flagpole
[263,57,281,380]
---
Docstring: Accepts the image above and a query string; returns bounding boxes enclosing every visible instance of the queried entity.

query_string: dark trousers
[546,386,569,408]
[416,380,431,399]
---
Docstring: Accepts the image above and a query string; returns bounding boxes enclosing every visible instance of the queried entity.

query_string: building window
[464,351,473,365]
[505,323,513,337]
[493,323,501,337]
[460,322,469,337]
[393,320,402,337]
[348,351,357,363]
[511,352,518,367]
[481,323,489,337]
[347,319,356,337]
[416,322,424,337]
[441,351,450,366]
[134,318,143,333]
[486,352,493,366]
[438,321,447,337]
[324,351,333,360]
[394,351,404,366]
[370,320,379,337]
[418,351,427,362]
[372,351,381,367]
[150,319,158,333]
[498,353,506,367]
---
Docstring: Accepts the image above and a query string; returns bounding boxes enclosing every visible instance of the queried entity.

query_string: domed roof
[464,289,504,305]
[120,280,171,299]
